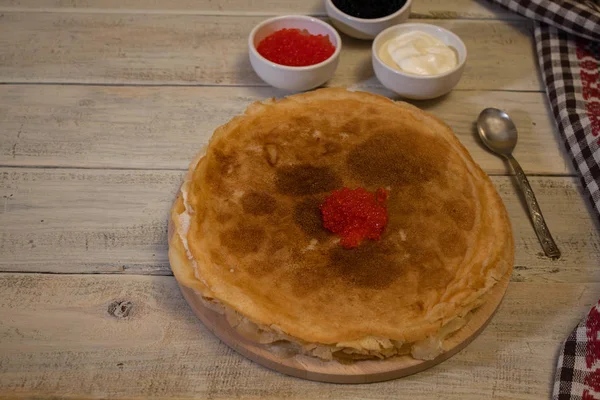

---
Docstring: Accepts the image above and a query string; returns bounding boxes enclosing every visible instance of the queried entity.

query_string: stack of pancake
[168,88,513,361]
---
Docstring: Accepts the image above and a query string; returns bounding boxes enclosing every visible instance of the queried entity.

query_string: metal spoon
[476,108,561,259]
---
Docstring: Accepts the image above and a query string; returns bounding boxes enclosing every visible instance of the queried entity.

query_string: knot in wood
[108,300,133,318]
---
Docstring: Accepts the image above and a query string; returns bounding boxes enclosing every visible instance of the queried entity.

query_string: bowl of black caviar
[325,0,412,40]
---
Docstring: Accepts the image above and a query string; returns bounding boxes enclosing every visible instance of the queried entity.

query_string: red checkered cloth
[554,301,600,400]
[487,1,600,399]
[536,27,600,220]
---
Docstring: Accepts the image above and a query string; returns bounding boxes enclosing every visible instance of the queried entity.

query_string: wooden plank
[0,13,540,90]
[0,168,184,275]
[0,0,520,20]
[0,85,569,175]
[0,169,597,283]
[0,273,595,399]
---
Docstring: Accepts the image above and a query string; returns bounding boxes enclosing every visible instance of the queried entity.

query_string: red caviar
[256,28,335,67]
[320,187,389,249]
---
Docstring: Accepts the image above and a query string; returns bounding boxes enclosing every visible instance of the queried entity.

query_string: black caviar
[332,0,407,19]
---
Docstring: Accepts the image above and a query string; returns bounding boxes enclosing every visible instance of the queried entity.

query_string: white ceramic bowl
[248,15,342,92]
[325,0,412,40]
[372,23,467,100]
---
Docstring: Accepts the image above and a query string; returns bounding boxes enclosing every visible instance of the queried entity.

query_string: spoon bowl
[476,108,518,157]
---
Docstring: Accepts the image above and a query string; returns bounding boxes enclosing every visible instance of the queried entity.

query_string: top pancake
[173,88,513,346]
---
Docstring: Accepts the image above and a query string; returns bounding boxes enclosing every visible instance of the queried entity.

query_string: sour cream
[378,31,458,76]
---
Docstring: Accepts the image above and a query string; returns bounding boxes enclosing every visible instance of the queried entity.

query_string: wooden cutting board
[175,271,510,383]
[168,198,512,383]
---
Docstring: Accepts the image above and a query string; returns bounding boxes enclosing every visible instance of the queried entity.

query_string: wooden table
[0,0,598,398]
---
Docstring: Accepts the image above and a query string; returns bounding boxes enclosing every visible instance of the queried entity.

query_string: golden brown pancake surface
[169,88,514,354]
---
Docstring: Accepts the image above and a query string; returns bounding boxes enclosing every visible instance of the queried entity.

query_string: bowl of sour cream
[372,23,467,100]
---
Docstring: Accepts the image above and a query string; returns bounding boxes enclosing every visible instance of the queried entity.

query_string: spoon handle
[508,155,561,259]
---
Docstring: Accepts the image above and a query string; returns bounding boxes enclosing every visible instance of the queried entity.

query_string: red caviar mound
[256,28,336,67]
[320,187,389,248]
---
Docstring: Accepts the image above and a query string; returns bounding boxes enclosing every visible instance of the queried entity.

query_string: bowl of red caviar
[249,15,342,91]
[325,0,412,40]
